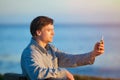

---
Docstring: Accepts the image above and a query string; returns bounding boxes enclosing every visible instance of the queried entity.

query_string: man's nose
[51,30,54,36]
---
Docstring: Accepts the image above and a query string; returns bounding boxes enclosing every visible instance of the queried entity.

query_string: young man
[21,16,104,80]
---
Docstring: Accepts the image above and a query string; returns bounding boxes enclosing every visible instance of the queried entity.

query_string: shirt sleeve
[21,49,67,80]
[51,46,96,68]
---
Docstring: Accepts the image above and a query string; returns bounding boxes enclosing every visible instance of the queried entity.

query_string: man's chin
[48,40,53,43]
[50,41,53,43]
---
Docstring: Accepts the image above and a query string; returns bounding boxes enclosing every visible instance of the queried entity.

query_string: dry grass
[0,74,3,80]
[74,74,119,80]
[0,73,119,80]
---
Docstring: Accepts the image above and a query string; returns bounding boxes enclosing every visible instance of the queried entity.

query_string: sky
[0,0,120,24]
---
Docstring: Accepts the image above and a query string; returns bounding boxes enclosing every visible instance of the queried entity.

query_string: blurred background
[0,0,120,79]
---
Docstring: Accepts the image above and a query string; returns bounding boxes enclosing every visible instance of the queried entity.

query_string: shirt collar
[30,37,50,54]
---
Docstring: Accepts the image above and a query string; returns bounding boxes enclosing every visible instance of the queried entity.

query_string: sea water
[0,24,120,78]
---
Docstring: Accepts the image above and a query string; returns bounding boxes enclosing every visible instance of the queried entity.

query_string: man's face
[37,24,54,43]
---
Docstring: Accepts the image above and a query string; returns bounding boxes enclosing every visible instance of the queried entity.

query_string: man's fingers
[98,44,104,47]
[94,41,104,56]
[98,46,104,49]
[97,49,104,53]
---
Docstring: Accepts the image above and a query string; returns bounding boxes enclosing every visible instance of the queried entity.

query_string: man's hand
[65,70,74,80]
[92,40,104,56]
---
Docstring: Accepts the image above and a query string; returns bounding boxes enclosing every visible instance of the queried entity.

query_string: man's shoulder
[22,44,36,55]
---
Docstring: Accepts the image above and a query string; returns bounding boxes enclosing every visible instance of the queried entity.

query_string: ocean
[0,24,120,79]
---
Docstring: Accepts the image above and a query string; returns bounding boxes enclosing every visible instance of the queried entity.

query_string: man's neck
[34,37,47,48]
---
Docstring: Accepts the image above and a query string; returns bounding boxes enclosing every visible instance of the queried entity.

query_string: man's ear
[36,30,41,36]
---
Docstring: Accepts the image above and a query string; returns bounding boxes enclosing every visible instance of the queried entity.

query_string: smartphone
[100,36,104,43]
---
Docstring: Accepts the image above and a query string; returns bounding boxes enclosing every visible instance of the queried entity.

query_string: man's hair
[30,16,53,36]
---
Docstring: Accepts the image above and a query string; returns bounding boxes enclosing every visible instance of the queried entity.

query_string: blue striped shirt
[21,38,95,80]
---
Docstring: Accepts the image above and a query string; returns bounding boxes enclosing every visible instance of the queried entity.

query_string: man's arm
[56,51,95,67]
[51,40,104,68]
